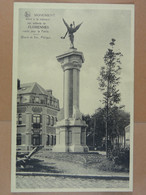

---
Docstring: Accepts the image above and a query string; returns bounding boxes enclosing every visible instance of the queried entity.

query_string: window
[50,97,52,105]
[47,115,50,125]
[32,115,41,128]
[17,134,21,145]
[47,98,50,105]
[51,135,54,145]
[34,97,40,103]
[17,97,20,104]
[55,100,58,108]
[33,115,40,123]
[46,135,50,145]
[56,100,59,108]
[53,136,56,145]
[50,116,54,126]
[31,96,35,103]
[53,117,57,125]
[41,99,45,104]
[32,134,41,145]
[17,114,22,124]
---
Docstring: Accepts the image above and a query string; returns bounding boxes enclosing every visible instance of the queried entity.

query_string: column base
[53,144,89,153]
[53,118,89,153]
[69,144,88,153]
[53,145,69,152]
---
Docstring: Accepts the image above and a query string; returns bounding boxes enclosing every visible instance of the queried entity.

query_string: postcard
[11,2,134,192]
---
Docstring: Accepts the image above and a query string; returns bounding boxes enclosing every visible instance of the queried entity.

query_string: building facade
[17,81,60,152]
[125,125,130,147]
[112,124,130,149]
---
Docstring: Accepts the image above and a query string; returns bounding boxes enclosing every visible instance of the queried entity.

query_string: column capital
[56,49,84,71]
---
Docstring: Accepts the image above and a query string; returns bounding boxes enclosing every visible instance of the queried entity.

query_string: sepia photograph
[11,2,134,192]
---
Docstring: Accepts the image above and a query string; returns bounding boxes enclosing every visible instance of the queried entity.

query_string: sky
[15,3,134,115]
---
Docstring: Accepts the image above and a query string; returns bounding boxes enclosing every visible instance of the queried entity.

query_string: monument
[53,19,88,152]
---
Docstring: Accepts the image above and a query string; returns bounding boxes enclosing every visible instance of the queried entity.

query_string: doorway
[32,134,41,146]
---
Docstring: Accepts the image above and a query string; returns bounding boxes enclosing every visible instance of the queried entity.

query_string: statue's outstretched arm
[61,31,68,39]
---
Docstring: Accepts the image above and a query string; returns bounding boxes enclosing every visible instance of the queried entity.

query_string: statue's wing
[62,18,70,30]
[73,22,83,32]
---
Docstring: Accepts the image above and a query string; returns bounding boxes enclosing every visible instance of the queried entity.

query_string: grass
[34,150,129,173]
[16,149,129,173]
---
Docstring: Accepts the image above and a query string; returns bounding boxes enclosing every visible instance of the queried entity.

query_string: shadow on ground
[17,158,63,173]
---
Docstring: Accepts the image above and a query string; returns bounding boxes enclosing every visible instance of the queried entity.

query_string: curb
[16,172,129,180]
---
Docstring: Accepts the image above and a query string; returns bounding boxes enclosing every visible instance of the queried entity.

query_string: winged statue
[61,18,83,49]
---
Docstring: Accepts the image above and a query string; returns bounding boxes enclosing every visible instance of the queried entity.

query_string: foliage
[83,108,130,149]
[97,39,123,156]
[109,147,130,170]
[97,38,123,109]
[103,106,130,141]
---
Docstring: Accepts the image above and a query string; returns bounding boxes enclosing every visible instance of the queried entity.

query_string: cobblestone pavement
[16,175,129,190]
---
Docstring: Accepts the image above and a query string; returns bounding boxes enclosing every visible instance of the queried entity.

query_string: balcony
[32,123,41,128]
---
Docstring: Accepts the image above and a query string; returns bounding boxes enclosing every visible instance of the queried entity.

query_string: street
[16,175,129,190]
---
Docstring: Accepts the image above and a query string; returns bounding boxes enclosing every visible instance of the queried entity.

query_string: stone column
[73,68,80,109]
[53,49,89,153]
[64,69,73,118]
[58,49,83,118]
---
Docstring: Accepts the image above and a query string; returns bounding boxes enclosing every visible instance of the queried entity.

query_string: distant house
[17,81,60,152]
[112,124,130,149]
[112,134,125,148]
[125,125,130,147]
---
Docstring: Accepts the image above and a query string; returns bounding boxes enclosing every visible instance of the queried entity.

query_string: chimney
[46,89,52,95]
[17,79,20,90]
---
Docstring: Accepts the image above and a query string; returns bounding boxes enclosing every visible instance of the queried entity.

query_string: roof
[125,125,130,132]
[18,82,48,96]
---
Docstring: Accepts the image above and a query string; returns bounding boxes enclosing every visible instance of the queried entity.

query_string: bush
[109,147,130,170]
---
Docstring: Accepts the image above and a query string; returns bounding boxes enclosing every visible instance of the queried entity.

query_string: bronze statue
[61,18,83,49]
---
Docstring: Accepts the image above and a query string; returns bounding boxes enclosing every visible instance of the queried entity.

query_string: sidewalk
[17,171,129,180]
[16,175,129,190]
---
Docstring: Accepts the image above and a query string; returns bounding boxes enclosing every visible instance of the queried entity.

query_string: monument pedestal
[53,48,88,153]
[53,118,88,152]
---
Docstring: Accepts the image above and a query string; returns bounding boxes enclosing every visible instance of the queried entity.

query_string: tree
[83,108,129,151]
[97,39,123,157]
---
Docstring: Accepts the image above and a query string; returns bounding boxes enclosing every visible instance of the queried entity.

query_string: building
[112,134,125,148]
[125,125,130,147]
[17,81,60,152]
[111,124,130,149]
